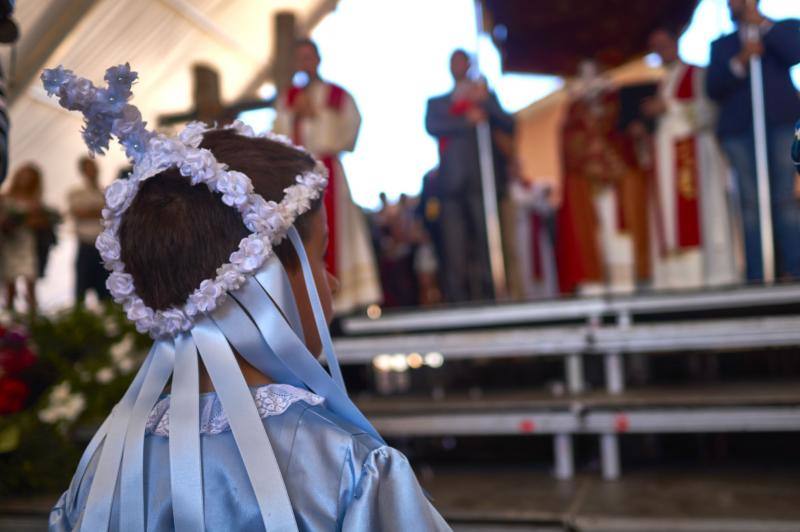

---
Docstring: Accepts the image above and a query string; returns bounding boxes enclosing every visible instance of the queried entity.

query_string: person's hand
[627,120,648,140]
[465,105,487,124]
[794,172,800,201]
[737,40,764,65]
[294,91,316,119]
[27,209,49,230]
[641,96,667,118]
[470,81,489,103]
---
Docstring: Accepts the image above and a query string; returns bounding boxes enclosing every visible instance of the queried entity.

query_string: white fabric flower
[217,171,253,207]
[216,263,246,292]
[188,279,224,314]
[178,121,208,148]
[263,131,294,147]
[124,298,155,333]
[297,170,327,190]
[157,308,192,336]
[180,149,219,185]
[104,179,133,212]
[227,120,255,138]
[230,235,269,273]
[281,185,312,217]
[96,230,121,263]
[106,271,135,301]
[147,136,184,170]
[244,196,286,234]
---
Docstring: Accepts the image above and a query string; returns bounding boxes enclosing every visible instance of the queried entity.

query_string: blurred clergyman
[644,28,739,290]
[706,0,800,281]
[274,38,381,313]
[425,50,514,303]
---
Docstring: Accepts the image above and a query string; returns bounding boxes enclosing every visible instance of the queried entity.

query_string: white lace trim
[145,383,324,436]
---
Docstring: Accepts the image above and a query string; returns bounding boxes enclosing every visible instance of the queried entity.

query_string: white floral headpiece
[42,64,328,337]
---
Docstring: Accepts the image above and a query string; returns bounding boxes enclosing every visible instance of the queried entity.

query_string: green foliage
[0,303,148,496]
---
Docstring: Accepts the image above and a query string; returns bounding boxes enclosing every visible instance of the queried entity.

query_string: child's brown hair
[119,128,322,310]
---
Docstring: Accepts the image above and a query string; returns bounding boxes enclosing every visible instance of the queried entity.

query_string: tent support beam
[8,0,100,106]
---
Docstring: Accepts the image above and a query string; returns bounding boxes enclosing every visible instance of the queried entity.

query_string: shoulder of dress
[294,403,385,457]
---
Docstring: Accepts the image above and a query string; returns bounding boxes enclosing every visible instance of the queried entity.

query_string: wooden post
[273,12,297,94]
[193,64,224,124]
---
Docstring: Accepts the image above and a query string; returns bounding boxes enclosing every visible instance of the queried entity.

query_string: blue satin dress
[49,384,451,531]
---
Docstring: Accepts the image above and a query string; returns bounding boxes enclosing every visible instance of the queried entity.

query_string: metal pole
[566,353,585,394]
[554,433,575,480]
[604,351,625,395]
[600,433,621,480]
[747,1,775,283]
[473,0,507,299]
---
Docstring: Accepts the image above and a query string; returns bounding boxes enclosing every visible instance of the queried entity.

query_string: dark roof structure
[482,0,701,75]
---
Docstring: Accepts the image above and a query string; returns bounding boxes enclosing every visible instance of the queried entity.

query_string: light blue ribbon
[254,256,305,344]
[211,296,304,389]
[71,345,156,506]
[286,227,346,392]
[231,276,383,444]
[192,317,298,532]
[169,333,204,532]
[120,338,176,532]
[80,340,174,532]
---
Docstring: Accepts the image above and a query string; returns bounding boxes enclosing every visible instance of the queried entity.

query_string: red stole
[673,66,702,248]
[285,82,347,275]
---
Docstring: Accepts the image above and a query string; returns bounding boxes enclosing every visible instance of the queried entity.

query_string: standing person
[68,156,109,302]
[0,164,46,313]
[274,38,381,314]
[0,62,8,186]
[425,49,514,302]
[706,0,800,282]
[644,28,740,290]
[793,120,800,176]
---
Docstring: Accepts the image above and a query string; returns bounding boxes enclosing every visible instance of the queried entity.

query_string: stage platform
[358,382,800,479]
[422,467,800,532]
[340,283,800,335]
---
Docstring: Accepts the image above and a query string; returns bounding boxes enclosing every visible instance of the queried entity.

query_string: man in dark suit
[793,120,800,176]
[425,50,514,302]
[707,0,800,281]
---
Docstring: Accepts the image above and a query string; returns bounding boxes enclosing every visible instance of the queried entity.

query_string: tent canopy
[6,0,335,205]
[482,0,700,76]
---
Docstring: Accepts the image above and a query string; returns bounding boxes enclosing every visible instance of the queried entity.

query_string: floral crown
[42,64,328,338]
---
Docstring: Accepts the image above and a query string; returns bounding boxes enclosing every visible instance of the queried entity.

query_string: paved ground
[420,466,800,532]
[3,468,799,531]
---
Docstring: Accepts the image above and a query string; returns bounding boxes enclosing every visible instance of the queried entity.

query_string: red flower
[0,377,29,414]
[0,346,36,376]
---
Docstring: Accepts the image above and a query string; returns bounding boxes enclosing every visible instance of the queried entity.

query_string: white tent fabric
[3,0,335,311]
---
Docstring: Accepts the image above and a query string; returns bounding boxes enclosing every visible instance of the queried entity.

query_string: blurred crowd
[3,0,800,314]
[0,158,108,314]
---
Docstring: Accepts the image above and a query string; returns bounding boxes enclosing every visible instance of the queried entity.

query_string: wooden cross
[158,12,297,128]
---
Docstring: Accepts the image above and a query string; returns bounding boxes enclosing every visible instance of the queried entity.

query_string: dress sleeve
[341,446,451,531]
[48,492,73,532]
